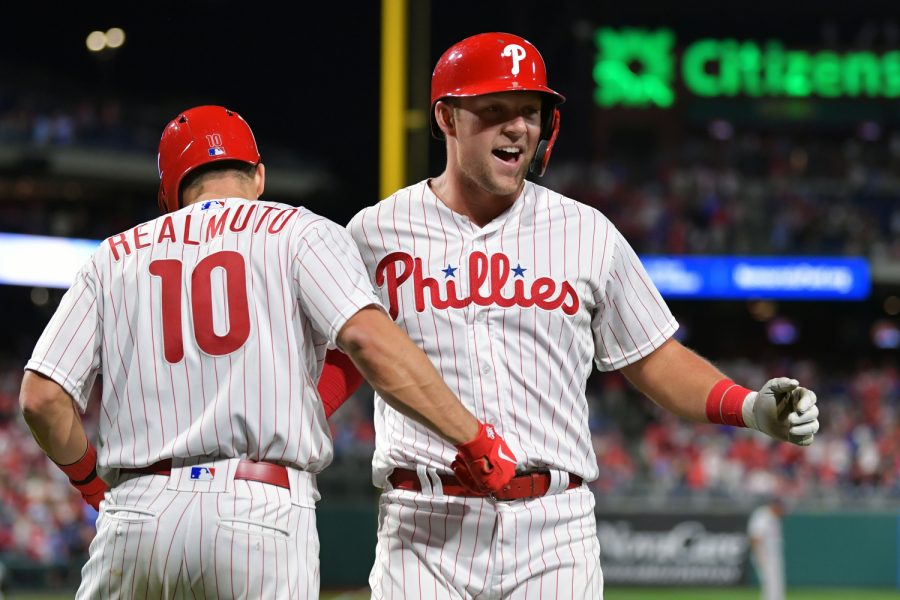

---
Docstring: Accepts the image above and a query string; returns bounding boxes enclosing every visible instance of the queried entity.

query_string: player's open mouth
[492,146,522,164]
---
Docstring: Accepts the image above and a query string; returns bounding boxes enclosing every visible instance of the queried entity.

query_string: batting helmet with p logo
[430,32,565,176]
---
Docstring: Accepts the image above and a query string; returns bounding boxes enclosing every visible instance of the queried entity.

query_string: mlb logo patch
[190,466,216,481]
[200,200,224,210]
[208,147,225,156]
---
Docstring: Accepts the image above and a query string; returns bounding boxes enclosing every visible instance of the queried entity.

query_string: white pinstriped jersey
[348,180,678,486]
[26,197,381,481]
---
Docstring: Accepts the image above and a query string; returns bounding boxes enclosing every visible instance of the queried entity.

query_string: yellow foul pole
[380,0,407,200]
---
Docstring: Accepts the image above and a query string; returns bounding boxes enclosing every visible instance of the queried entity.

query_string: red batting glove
[55,443,108,511]
[450,422,517,495]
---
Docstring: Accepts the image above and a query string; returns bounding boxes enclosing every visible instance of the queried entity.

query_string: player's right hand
[451,422,517,494]
[743,377,820,446]
[75,477,108,511]
[55,442,108,511]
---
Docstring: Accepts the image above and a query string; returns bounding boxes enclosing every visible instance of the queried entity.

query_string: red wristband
[705,379,752,427]
[56,443,99,484]
[318,349,364,418]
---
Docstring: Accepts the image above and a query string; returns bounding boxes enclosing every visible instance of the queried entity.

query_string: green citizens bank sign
[594,27,900,107]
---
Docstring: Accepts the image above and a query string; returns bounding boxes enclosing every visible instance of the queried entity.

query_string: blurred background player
[320,32,821,599]
[18,105,516,598]
[748,497,787,600]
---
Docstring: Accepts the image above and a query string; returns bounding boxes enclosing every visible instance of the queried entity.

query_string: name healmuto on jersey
[105,202,301,261]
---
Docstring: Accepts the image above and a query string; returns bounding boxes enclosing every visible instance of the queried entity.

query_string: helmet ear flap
[530,107,560,177]
[157,183,168,214]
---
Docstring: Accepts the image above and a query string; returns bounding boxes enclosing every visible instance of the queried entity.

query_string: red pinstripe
[148,221,170,453]
[434,196,465,404]
[141,490,183,598]
[260,213,275,458]
[159,493,197,593]
[32,199,379,598]
[464,497,483,592]
[531,193,541,449]
[549,497,563,598]
[347,180,674,597]
[109,253,140,465]
[390,194,421,458]
[479,237,504,428]
[611,270,655,347]
[197,501,206,599]
[60,307,97,390]
[609,293,644,358]
[621,260,668,336]
[272,219,293,460]
[42,284,91,378]
[406,190,433,459]
[214,492,223,600]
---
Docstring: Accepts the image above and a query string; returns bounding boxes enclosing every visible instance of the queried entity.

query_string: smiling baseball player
[19,105,515,599]
[317,32,821,599]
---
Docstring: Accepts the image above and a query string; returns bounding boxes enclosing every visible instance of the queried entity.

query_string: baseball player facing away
[318,33,821,599]
[18,105,517,599]
[748,498,786,600]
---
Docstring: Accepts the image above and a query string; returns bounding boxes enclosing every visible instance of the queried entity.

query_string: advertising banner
[596,511,750,586]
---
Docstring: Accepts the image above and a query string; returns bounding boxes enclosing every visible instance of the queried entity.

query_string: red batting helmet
[430,32,565,176]
[157,105,261,213]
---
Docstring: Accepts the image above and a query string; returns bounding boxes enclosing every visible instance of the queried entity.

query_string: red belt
[388,468,582,501]
[120,459,290,490]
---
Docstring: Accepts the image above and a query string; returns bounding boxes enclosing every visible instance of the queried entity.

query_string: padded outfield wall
[316,504,900,589]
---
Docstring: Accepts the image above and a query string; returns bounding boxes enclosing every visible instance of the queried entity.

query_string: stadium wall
[316,505,900,589]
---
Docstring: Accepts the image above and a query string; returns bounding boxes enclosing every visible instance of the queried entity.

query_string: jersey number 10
[149,251,251,363]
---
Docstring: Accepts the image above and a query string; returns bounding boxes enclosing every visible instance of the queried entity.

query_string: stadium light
[85,27,125,53]
[106,27,125,49]
[86,31,106,52]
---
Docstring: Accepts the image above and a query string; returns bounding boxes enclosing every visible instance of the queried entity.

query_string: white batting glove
[742,377,819,446]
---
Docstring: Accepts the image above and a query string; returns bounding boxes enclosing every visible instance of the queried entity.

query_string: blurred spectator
[0,81,897,570]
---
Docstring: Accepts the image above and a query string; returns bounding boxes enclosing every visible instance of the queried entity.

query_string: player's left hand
[743,377,819,446]
[451,422,517,494]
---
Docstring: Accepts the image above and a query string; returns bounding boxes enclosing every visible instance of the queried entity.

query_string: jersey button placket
[457,236,482,417]
[473,231,500,423]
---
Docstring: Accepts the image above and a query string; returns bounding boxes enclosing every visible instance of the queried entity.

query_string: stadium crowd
[544,134,900,261]
[0,92,899,261]
[0,90,897,569]
[0,353,896,565]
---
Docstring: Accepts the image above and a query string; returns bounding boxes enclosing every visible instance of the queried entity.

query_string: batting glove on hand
[743,377,820,446]
[451,422,517,495]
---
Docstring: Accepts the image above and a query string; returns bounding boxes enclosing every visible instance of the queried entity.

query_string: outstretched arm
[619,338,819,445]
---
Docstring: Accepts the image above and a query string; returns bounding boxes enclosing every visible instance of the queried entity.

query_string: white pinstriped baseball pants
[369,472,603,600]
[76,464,319,599]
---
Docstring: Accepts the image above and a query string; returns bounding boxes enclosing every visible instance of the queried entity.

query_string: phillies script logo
[375,251,579,320]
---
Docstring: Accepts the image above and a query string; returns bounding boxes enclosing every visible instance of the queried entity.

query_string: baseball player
[318,33,821,599]
[748,498,787,600]
[18,105,517,599]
